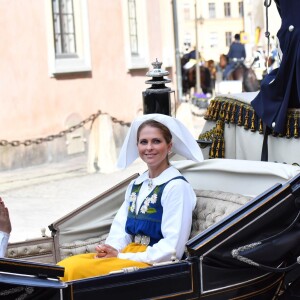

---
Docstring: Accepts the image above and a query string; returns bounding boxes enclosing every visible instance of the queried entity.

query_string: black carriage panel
[63,259,200,300]
[0,258,66,300]
[186,173,300,299]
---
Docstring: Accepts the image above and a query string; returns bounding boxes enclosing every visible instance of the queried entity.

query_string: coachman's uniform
[251,0,300,134]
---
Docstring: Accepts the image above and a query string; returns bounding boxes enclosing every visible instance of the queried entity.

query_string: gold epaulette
[204,96,300,138]
[198,120,225,159]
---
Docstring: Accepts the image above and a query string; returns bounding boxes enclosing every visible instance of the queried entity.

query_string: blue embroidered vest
[125,176,187,246]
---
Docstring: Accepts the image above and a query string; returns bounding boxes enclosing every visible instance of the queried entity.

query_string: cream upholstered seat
[190,190,252,239]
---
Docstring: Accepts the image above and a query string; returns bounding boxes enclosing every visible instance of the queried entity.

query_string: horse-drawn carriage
[1,2,299,296]
[1,156,300,299]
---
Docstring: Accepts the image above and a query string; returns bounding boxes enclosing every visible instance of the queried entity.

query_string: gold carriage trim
[198,120,225,159]
[198,96,300,158]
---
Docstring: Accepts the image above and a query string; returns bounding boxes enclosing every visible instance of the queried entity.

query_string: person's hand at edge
[0,198,11,234]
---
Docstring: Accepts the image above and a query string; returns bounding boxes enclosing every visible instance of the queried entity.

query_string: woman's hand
[0,198,11,234]
[95,244,118,258]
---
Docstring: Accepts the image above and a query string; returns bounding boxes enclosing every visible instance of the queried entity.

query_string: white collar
[134,165,182,186]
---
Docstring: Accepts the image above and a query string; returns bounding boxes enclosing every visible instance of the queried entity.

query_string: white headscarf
[117,114,204,168]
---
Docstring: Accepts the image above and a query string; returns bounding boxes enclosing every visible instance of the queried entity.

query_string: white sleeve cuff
[0,231,10,257]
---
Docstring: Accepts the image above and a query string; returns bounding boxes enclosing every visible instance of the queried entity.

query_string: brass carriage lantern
[142,59,174,116]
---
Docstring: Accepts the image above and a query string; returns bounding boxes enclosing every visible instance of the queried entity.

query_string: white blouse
[105,166,196,264]
[0,231,9,257]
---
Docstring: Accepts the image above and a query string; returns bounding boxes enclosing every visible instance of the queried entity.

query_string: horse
[181,57,212,97]
[225,58,260,92]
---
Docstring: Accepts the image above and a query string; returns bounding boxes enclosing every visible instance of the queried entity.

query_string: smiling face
[137,122,172,173]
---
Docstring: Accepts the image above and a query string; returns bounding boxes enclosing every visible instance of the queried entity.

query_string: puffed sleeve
[118,179,196,263]
[104,181,134,252]
[0,231,9,257]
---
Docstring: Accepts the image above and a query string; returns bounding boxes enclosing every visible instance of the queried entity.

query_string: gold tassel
[259,119,263,134]
[286,115,291,139]
[237,104,243,126]
[220,102,226,121]
[213,100,221,121]
[212,136,225,158]
[204,109,210,120]
[294,113,298,138]
[212,101,217,121]
[209,139,215,158]
[250,110,256,132]
[221,137,225,158]
[207,100,215,120]
[215,121,225,158]
[215,120,224,134]
[225,102,231,123]
[244,107,249,130]
[200,120,225,159]
[216,138,220,157]
[230,103,237,123]
[204,100,213,120]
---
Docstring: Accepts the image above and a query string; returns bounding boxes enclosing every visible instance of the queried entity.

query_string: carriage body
[1,158,300,299]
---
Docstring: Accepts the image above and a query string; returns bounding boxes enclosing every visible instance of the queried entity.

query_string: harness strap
[264,0,272,74]
[232,210,300,273]
[261,123,271,161]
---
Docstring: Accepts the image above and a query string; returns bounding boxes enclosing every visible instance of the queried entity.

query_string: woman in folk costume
[58,114,203,281]
[251,0,300,134]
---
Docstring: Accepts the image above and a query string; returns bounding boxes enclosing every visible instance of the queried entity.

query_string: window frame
[183,2,191,20]
[128,0,139,56]
[52,0,77,58]
[45,0,92,76]
[225,31,232,47]
[224,2,231,18]
[208,2,216,18]
[122,0,149,70]
[238,1,244,17]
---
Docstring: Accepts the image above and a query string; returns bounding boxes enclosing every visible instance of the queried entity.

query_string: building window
[52,0,77,57]
[225,32,232,47]
[238,1,244,17]
[46,0,91,75]
[209,32,218,48]
[128,0,138,55]
[183,3,191,20]
[208,3,216,18]
[122,0,149,69]
[224,2,231,17]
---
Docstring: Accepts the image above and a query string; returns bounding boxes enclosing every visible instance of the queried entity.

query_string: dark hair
[137,120,172,144]
[220,53,228,60]
[234,33,241,41]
